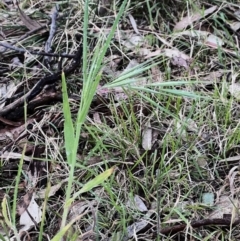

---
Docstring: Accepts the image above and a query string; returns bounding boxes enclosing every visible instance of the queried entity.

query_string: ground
[1,0,240,240]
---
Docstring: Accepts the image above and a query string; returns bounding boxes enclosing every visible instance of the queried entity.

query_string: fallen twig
[0,42,75,59]
[159,218,240,235]
[0,46,82,117]
[44,5,59,66]
[0,26,47,54]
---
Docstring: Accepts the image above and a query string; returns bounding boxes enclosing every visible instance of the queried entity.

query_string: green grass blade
[62,72,75,165]
[72,167,115,199]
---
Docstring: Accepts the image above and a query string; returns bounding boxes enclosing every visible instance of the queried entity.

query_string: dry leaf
[171,55,189,69]
[122,35,145,49]
[103,55,122,78]
[200,70,224,83]
[97,85,128,100]
[17,190,34,215]
[0,151,32,161]
[93,112,102,124]
[174,6,217,31]
[110,210,153,241]
[208,196,239,219]
[174,29,209,38]
[142,123,152,150]
[164,49,192,69]
[228,82,240,100]
[35,178,69,199]
[197,155,208,167]
[11,57,23,69]
[18,6,42,31]
[68,200,98,221]
[0,80,16,108]
[234,9,240,20]
[150,66,163,83]
[128,14,139,34]
[206,34,224,47]
[227,21,240,31]
[0,118,34,142]
[144,49,162,59]
[26,165,39,189]
[19,195,42,232]
[145,48,191,69]
[174,30,224,48]
[125,220,149,240]
[124,59,139,72]
[126,195,148,212]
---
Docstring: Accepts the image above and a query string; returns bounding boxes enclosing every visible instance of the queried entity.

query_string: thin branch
[0,42,75,58]
[0,46,82,117]
[0,22,46,54]
[159,218,240,235]
[44,5,59,65]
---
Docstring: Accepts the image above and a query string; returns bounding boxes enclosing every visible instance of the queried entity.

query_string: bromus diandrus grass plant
[54,0,129,239]
[55,0,206,239]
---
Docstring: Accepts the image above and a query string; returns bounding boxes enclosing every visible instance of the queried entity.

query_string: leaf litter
[1,1,240,241]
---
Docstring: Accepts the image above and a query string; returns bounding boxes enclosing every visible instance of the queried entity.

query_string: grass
[1,0,240,240]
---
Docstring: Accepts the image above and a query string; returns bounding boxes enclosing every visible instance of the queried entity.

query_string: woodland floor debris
[1,0,240,240]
